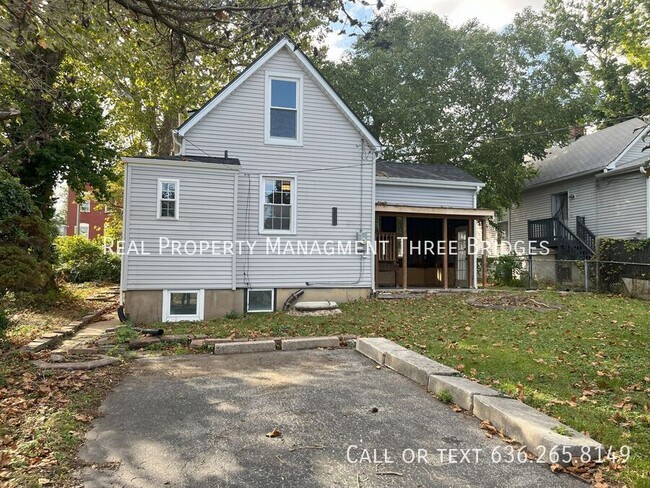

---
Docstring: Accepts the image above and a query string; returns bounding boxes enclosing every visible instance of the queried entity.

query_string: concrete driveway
[77,349,582,487]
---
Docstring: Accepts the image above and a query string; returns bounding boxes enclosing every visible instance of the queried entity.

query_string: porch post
[402,216,408,289]
[481,218,488,288]
[443,217,448,289]
[468,218,474,288]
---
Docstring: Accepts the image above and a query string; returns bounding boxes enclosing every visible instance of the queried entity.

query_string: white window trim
[78,223,90,238]
[157,178,180,220]
[246,289,275,313]
[162,289,204,322]
[79,200,91,212]
[264,71,303,146]
[259,175,297,235]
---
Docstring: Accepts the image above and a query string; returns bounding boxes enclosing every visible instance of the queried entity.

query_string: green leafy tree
[0,169,54,292]
[322,10,593,211]
[546,0,650,123]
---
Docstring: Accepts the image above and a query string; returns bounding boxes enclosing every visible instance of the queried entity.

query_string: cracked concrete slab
[76,349,583,487]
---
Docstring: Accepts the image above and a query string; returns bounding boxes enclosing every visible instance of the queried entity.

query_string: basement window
[247,289,274,313]
[163,290,204,322]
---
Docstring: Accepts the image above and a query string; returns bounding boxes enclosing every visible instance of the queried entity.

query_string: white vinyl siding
[615,127,650,169]
[183,46,374,289]
[123,162,237,290]
[375,183,475,209]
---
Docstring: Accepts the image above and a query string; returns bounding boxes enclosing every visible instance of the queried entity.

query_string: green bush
[55,235,120,283]
[0,307,11,344]
[487,254,524,286]
[0,170,54,293]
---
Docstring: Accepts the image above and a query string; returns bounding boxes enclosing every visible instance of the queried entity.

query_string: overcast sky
[325,0,547,61]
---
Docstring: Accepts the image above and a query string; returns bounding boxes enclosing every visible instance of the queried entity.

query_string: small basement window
[247,289,274,313]
[158,179,179,219]
[163,290,204,322]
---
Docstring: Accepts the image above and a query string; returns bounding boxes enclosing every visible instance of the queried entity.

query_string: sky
[325,0,547,61]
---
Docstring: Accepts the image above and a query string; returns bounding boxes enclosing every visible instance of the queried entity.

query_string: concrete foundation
[124,287,371,324]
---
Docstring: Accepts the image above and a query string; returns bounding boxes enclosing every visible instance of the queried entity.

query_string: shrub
[55,235,120,283]
[0,170,54,293]
[487,254,524,287]
[0,307,11,344]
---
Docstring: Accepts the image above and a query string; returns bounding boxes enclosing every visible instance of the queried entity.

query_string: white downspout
[371,151,377,292]
[232,172,239,291]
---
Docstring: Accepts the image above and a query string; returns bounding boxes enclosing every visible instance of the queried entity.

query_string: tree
[0,169,54,292]
[322,9,593,211]
[546,0,650,123]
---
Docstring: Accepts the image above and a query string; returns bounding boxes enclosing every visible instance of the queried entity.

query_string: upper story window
[265,73,302,145]
[79,200,91,212]
[158,179,179,219]
[260,176,296,234]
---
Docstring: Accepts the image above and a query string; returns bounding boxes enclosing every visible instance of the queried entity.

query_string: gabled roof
[376,160,484,185]
[175,36,381,151]
[527,117,647,188]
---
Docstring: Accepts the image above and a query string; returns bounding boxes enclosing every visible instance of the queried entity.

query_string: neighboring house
[505,117,650,279]
[120,37,492,323]
[65,186,109,240]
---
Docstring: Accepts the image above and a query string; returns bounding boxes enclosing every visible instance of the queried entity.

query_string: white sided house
[504,118,650,283]
[121,37,492,323]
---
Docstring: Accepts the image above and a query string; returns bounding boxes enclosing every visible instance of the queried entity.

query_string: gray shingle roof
[376,160,483,184]
[527,117,645,187]
[133,155,240,165]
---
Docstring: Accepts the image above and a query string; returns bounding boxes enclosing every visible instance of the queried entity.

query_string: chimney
[569,125,585,141]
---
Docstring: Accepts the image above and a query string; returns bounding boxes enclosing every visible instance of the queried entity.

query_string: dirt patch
[467,294,561,311]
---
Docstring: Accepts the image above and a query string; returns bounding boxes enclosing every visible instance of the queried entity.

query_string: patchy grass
[161,291,650,486]
[1,284,115,348]
[0,351,129,487]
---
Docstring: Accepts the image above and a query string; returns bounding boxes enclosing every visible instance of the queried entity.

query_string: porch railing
[576,216,597,253]
[528,217,595,260]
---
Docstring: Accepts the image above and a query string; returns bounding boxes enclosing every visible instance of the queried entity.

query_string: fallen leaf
[266,428,282,438]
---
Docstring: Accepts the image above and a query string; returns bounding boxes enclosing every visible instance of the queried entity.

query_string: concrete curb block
[385,349,459,385]
[473,396,603,465]
[427,375,502,411]
[214,340,277,355]
[355,337,409,365]
[354,337,602,464]
[281,336,339,351]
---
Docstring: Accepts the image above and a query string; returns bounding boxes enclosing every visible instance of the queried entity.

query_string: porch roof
[375,204,493,219]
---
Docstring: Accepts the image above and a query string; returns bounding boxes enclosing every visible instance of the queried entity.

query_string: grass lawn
[159,291,650,487]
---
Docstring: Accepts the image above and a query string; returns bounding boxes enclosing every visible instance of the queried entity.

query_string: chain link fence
[484,254,650,298]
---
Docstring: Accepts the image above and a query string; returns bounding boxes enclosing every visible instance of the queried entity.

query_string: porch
[375,204,494,289]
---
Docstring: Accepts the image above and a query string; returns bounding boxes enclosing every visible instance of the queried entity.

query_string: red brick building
[65,187,109,240]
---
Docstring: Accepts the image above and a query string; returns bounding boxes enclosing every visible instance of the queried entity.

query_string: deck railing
[528,217,595,260]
